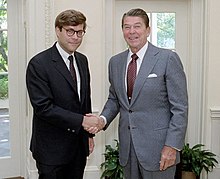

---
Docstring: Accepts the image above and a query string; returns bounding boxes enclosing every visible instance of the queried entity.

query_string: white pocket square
[147,73,157,78]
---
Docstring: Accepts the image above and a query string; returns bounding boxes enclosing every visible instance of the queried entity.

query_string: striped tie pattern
[68,55,77,90]
[127,53,138,102]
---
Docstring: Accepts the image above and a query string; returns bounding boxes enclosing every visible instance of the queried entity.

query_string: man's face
[56,24,84,54]
[122,16,150,53]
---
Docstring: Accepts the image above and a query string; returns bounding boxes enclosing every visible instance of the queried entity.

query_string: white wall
[204,0,220,178]
[23,0,220,178]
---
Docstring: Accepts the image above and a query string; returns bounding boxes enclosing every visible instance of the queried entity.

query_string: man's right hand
[82,114,105,134]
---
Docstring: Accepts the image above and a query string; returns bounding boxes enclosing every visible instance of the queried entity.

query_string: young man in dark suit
[26,9,102,179]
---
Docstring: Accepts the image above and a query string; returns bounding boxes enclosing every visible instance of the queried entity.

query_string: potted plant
[100,139,124,179]
[181,143,218,179]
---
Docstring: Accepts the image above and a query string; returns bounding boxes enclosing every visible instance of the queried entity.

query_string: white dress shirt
[125,41,149,90]
[101,42,149,125]
[56,42,81,99]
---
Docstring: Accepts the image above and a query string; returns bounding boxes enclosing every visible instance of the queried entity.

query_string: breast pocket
[143,75,166,94]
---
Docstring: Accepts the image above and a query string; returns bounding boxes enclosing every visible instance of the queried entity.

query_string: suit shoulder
[152,45,180,61]
[112,50,127,58]
[28,46,53,65]
[157,48,183,69]
[75,51,87,59]
[75,51,88,65]
[110,50,128,62]
[154,45,178,56]
[148,43,183,67]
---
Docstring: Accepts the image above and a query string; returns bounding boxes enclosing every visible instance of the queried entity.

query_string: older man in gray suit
[87,8,188,179]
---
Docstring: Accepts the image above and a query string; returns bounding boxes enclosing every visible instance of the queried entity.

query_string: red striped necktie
[127,53,138,102]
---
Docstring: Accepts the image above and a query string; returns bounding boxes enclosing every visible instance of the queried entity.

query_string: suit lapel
[131,43,160,104]
[74,52,86,104]
[51,45,78,93]
[117,50,129,105]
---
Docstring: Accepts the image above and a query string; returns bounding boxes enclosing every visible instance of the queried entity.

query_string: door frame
[0,0,26,178]
[104,0,206,153]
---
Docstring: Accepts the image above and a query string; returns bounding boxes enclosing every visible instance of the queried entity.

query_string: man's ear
[147,26,151,37]
[55,27,61,37]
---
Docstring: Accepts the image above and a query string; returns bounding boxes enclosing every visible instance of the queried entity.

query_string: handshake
[82,114,106,134]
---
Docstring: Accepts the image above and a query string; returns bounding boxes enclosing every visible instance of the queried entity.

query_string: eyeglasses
[62,27,85,38]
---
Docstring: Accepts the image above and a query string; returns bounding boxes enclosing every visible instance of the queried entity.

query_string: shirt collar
[56,42,74,60]
[128,41,149,60]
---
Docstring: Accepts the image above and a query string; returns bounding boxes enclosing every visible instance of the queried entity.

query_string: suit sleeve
[165,51,188,150]
[26,58,83,134]
[101,58,120,129]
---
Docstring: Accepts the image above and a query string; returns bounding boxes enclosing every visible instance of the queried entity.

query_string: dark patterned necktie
[127,54,138,102]
[68,55,77,90]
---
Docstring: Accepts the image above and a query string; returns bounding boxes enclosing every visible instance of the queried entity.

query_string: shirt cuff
[100,115,107,125]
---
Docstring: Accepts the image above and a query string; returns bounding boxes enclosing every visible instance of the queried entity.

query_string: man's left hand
[88,137,95,155]
[159,145,177,170]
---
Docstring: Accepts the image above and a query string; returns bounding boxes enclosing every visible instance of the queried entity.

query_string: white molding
[104,0,119,146]
[210,109,220,178]
[186,0,206,145]
[0,0,27,178]
[91,108,99,114]
[210,107,220,119]
[27,169,38,179]
[45,0,51,48]
[45,0,55,48]
[85,165,100,172]
[216,164,220,168]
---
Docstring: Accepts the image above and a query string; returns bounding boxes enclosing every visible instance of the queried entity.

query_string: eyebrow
[123,22,142,26]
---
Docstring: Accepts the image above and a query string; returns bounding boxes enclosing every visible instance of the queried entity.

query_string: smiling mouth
[129,36,138,40]
[69,42,79,45]
[129,37,138,41]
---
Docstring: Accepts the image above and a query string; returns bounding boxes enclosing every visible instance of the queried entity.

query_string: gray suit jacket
[101,42,188,171]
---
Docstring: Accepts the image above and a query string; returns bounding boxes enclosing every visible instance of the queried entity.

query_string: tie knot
[131,54,138,61]
[68,55,73,62]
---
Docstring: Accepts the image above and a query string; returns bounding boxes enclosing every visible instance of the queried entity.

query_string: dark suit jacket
[26,43,92,165]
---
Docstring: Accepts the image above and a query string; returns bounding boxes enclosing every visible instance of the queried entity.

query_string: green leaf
[181,143,218,176]
[100,139,124,179]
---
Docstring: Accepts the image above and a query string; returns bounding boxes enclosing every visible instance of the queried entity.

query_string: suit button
[72,130,75,133]
[128,126,130,129]
[67,128,71,131]
[129,110,132,113]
